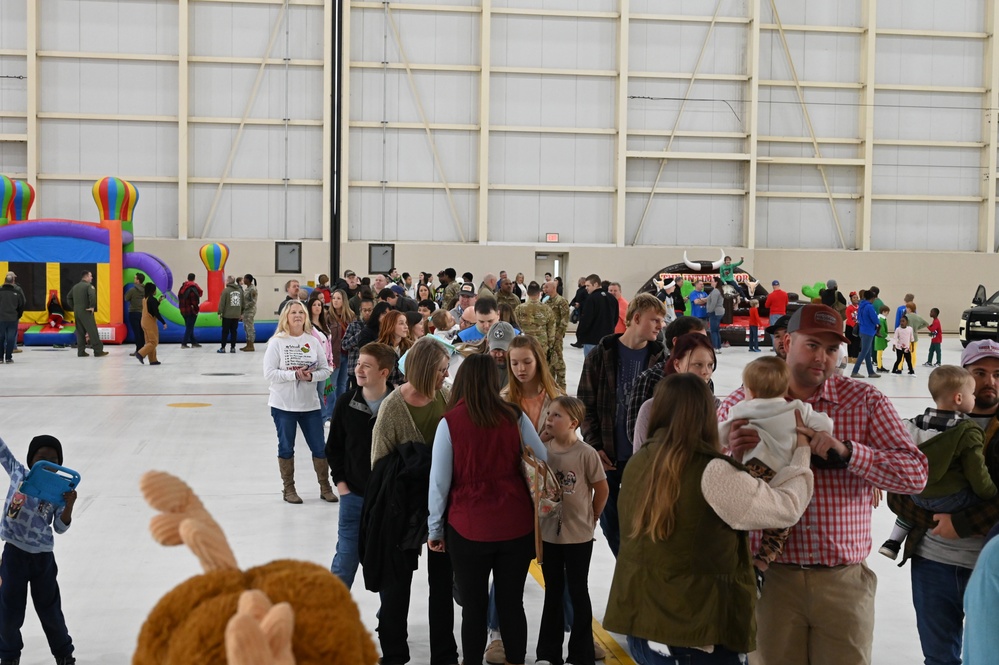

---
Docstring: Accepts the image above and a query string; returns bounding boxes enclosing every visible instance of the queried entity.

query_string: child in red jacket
[924,307,943,367]
[748,299,763,352]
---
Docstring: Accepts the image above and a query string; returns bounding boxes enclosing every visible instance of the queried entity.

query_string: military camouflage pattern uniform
[442,280,461,310]
[545,295,569,389]
[497,291,522,312]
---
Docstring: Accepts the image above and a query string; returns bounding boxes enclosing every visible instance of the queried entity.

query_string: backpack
[180,284,200,311]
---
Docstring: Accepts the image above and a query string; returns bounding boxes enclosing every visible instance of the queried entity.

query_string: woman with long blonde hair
[263,300,334,504]
[604,373,814,664]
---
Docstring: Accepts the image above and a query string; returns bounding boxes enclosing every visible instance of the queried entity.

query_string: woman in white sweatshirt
[264,300,333,504]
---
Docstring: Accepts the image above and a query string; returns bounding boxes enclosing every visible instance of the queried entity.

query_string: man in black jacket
[326,342,395,590]
[0,275,25,363]
[576,274,615,356]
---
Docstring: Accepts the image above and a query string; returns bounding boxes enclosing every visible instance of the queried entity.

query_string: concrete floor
[0,337,958,664]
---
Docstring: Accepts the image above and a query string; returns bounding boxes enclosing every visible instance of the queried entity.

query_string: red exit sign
[545,233,559,242]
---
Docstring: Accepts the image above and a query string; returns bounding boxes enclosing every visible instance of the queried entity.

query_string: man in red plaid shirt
[719,304,928,665]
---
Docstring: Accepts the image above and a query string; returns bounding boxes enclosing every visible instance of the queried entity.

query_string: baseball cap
[487,322,517,351]
[765,314,791,336]
[458,283,476,297]
[786,304,848,344]
[772,280,780,286]
[961,339,999,367]
[390,284,405,296]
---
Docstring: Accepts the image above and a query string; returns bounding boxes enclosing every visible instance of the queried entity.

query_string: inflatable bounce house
[638,249,805,347]
[0,175,275,346]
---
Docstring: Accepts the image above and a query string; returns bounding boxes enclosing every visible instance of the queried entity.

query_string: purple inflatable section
[0,220,108,244]
[123,252,177,305]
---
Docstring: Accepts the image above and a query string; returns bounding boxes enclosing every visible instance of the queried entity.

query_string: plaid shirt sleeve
[578,351,603,452]
[847,389,928,495]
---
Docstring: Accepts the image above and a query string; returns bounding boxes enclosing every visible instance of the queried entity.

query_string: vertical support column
[339,0,352,245]
[612,0,630,247]
[322,0,333,244]
[744,0,760,249]
[858,0,877,251]
[477,0,492,244]
[178,0,190,239]
[25,0,39,216]
[981,0,999,253]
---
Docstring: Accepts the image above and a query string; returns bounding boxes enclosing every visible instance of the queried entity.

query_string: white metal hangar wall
[340,0,999,326]
[0,0,333,309]
[2,0,998,320]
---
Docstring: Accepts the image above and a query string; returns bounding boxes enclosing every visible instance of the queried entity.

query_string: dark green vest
[603,446,757,653]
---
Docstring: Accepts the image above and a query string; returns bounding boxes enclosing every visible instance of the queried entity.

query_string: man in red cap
[718,304,928,665]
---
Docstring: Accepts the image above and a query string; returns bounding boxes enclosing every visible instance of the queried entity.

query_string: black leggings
[893,349,914,373]
[447,526,534,665]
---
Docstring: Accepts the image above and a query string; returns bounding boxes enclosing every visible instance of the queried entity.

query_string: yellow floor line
[528,559,637,665]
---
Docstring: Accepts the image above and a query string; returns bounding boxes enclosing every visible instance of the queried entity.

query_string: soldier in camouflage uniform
[496,278,522,311]
[437,267,460,309]
[542,279,570,389]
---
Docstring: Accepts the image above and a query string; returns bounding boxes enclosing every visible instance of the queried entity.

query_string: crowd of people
[3,262,999,665]
[253,265,999,665]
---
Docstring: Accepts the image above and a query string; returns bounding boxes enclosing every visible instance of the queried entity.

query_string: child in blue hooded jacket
[0,434,77,665]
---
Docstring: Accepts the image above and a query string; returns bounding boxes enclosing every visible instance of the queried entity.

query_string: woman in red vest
[428,354,548,665]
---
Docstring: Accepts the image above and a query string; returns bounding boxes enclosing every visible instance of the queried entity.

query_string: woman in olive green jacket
[603,374,814,664]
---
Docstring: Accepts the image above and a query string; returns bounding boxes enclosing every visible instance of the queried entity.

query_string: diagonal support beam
[631,0,726,245]
[202,0,289,239]
[769,0,848,250]
[385,5,467,243]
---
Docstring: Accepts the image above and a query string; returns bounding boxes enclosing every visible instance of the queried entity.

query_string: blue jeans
[599,461,626,557]
[582,343,597,358]
[626,637,746,664]
[182,313,198,345]
[0,321,16,360]
[708,313,722,350]
[331,490,364,589]
[270,407,325,459]
[333,353,349,400]
[852,333,875,375]
[748,325,759,351]
[0,543,74,660]
[911,555,973,665]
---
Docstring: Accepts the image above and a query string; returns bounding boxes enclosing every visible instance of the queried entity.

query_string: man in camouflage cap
[542,279,570,389]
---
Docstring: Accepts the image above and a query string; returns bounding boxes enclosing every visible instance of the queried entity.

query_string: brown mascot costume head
[133,471,379,665]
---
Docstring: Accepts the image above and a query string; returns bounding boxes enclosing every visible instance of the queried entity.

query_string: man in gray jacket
[124,272,146,356]
[66,270,107,357]
[0,275,25,363]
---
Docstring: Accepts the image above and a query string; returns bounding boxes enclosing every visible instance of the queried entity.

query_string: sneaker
[594,639,607,661]
[3,359,9,364]
[11,348,20,354]
[180,344,190,349]
[923,362,934,367]
[136,354,145,364]
[217,348,226,354]
[879,539,901,560]
[230,346,237,353]
[892,370,902,374]
[484,639,506,665]
[866,373,881,379]
[934,363,941,367]
[908,371,916,376]
[94,351,109,357]
[850,373,863,378]
[150,361,162,366]
[191,343,202,348]
[56,656,76,665]
[878,367,889,373]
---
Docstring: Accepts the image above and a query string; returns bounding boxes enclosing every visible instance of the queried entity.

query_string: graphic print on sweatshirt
[281,342,316,369]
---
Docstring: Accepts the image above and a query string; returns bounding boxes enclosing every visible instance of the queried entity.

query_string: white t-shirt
[264,333,333,412]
